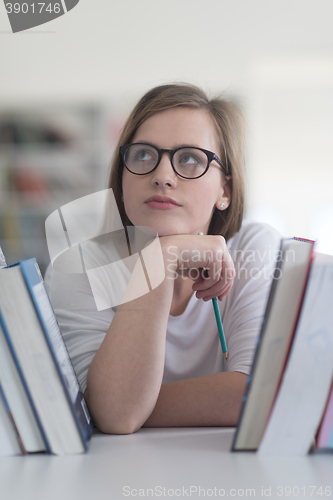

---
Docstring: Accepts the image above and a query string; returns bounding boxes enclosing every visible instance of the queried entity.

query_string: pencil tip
[224,353,228,359]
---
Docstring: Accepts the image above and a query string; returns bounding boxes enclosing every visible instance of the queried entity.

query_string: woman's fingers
[191,239,235,300]
[218,281,234,301]
[160,234,235,301]
[194,274,233,301]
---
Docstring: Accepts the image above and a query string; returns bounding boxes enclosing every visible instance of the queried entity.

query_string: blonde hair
[108,83,246,241]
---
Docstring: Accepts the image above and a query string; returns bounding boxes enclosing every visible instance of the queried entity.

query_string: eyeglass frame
[119,143,230,180]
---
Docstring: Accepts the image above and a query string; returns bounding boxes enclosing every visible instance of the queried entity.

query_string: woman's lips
[145,196,180,210]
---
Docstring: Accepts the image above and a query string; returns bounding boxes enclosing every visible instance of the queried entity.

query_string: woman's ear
[216,175,232,210]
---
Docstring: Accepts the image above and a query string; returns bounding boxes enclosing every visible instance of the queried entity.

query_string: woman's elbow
[84,389,144,435]
[95,414,143,435]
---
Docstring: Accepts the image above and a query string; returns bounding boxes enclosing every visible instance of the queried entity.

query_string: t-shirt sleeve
[45,266,115,394]
[222,222,281,375]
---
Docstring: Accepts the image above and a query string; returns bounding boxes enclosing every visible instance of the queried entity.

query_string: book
[0,384,23,457]
[0,245,6,268]
[0,258,93,455]
[315,381,333,450]
[232,237,314,451]
[258,252,333,455]
[0,322,46,453]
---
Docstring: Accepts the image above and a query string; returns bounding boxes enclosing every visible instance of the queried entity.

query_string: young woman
[45,83,281,434]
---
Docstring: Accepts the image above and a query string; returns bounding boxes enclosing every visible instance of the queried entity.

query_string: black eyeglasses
[119,143,229,180]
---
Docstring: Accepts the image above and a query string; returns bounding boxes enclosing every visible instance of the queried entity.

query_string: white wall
[0,0,332,250]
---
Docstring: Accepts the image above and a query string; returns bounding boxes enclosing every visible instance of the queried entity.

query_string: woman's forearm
[85,275,174,435]
[84,234,236,434]
[143,371,247,428]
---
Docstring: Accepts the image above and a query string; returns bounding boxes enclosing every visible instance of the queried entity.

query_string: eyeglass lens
[124,144,209,179]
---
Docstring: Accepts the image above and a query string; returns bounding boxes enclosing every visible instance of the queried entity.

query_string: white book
[0,258,93,455]
[232,238,314,451]
[0,385,22,457]
[0,248,6,269]
[258,252,333,456]
[0,323,46,453]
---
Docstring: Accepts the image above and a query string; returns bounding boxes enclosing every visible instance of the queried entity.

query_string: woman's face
[122,107,231,237]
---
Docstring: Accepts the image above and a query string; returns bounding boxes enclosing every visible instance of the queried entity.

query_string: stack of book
[0,247,93,457]
[232,238,333,455]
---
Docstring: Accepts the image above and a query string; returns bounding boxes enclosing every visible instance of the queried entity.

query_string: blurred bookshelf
[0,104,124,275]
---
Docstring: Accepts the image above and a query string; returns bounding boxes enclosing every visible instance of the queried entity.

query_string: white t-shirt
[45,220,281,393]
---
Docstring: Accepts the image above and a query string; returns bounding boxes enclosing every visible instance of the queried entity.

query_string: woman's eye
[179,153,198,165]
[135,149,153,161]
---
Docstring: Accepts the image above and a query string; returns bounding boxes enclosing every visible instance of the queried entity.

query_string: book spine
[20,259,92,446]
[231,239,285,451]
[0,312,51,453]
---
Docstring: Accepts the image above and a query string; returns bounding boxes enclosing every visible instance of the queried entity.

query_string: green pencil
[202,264,228,359]
[212,297,228,359]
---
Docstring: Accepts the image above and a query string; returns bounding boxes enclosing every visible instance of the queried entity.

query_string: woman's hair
[108,83,246,241]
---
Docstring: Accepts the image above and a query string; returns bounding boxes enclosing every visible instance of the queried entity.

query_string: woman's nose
[150,152,178,188]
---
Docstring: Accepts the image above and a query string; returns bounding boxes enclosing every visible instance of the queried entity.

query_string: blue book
[0,258,93,455]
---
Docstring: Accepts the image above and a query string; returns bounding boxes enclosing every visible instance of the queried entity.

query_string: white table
[1,428,332,499]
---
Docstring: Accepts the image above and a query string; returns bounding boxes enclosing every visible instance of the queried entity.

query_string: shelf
[0,104,118,275]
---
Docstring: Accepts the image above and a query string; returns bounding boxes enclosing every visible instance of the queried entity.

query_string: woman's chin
[126,218,207,237]
[149,227,186,238]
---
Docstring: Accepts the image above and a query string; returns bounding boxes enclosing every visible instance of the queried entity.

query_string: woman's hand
[160,234,235,302]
